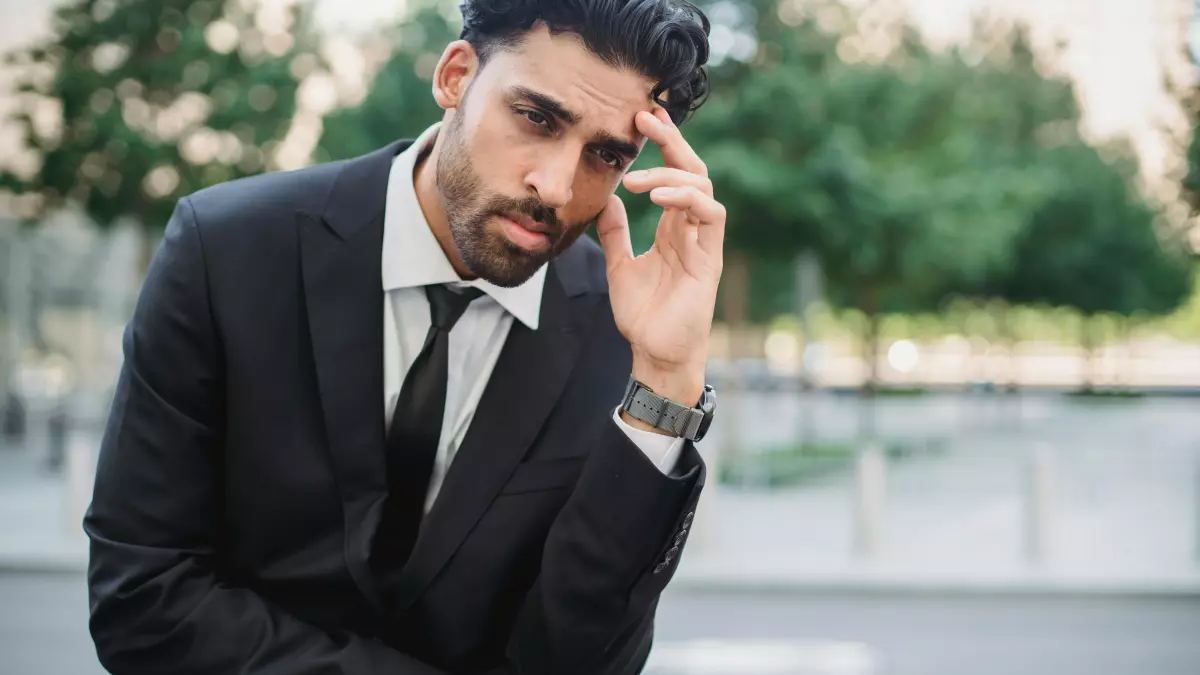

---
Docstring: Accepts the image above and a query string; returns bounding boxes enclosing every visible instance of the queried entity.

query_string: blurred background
[1,0,1199,673]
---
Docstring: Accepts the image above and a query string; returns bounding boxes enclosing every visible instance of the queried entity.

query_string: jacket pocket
[499,457,585,496]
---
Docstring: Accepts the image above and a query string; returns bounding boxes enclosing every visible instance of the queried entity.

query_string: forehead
[481,24,656,134]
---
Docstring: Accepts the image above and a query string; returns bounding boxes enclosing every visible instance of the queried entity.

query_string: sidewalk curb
[671,565,1200,598]
[0,550,87,574]
[5,550,1198,601]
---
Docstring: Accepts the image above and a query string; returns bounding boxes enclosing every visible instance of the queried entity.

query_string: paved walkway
[3,393,1199,593]
[0,448,89,572]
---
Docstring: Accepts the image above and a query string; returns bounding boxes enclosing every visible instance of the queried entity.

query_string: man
[85,1,724,673]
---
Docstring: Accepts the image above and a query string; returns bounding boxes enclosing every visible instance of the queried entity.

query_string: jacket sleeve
[84,197,447,675]
[499,302,706,675]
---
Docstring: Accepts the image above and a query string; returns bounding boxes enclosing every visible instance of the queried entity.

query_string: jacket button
[674,533,684,547]
[682,512,695,528]
[665,545,680,562]
[653,562,666,574]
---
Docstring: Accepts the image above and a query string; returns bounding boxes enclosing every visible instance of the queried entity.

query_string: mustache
[486,195,562,235]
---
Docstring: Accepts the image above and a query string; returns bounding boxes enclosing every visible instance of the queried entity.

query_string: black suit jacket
[84,140,705,675]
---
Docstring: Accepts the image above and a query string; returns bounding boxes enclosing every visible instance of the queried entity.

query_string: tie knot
[425,284,484,331]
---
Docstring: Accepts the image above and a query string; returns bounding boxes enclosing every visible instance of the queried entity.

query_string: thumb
[595,193,634,272]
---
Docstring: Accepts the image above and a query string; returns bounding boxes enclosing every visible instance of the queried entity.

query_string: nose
[524,147,576,210]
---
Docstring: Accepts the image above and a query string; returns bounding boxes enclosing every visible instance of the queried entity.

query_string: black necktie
[375,284,484,573]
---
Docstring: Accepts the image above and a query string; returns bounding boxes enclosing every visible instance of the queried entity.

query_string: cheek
[466,114,539,191]
[565,173,620,222]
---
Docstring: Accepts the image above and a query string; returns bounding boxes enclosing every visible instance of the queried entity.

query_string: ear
[432,40,478,111]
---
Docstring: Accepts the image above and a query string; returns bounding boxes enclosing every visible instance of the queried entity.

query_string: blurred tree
[690,4,1075,393]
[999,141,1194,391]
[1184,105,1200,212]
[313,0,1193,401]
[316,4,457,162]
[0,0,320,242]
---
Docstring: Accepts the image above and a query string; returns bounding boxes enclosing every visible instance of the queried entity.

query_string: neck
[413,131,476,280]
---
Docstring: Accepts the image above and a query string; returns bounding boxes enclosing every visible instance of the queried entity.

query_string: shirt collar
[381,122,546,331]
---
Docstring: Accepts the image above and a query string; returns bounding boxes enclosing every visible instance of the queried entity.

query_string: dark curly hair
[458,0,711,124]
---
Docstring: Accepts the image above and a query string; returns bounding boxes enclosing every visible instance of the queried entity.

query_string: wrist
[630,354,706,407]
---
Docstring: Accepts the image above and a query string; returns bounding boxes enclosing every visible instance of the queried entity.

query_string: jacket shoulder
[554,235,610,298]
[183,160,345,237]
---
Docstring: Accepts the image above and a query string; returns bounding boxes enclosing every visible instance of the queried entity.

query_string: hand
[596,108,725,407]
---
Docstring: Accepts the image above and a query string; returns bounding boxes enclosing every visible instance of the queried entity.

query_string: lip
[506,212,553,235]
[498,214,552,252]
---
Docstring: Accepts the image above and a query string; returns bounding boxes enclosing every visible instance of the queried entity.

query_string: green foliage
[314,0,1195,344]
[316,6,458,162]
[1,0,319,230]
[998,141,1195,320]
[720,436,944,488]
[633,3,1089,328]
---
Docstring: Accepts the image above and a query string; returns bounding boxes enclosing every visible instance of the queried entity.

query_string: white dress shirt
[382,123,684,514]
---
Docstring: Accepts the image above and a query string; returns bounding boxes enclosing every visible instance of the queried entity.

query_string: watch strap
[620,378,704,440]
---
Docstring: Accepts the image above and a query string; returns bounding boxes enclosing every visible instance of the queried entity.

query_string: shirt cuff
[612,407,685,475]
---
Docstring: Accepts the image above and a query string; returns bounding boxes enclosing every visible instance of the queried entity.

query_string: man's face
[435,25,655,287]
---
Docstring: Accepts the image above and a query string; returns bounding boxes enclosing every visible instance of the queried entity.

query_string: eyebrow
[592,130,640,163]
[510,85,641,162]
[512,85,580,125]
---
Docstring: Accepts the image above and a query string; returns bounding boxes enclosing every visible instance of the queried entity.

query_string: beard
[435,113,592,288]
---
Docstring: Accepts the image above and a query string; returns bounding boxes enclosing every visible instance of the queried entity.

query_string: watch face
[694,414,713,442]
[693,385,716,441]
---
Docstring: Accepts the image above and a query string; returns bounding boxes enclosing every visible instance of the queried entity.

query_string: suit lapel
[390,264,595,614]
[298,139,409,612]
[296,136,602,616]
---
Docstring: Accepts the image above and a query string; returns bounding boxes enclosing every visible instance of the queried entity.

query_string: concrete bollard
[853,445,887,559]
[687,437,720,559]
[64,395,105,541]
[64,425,97,541]
[1024,443,1055,564]
[1195,462,1200,564]
[22,396,54,469]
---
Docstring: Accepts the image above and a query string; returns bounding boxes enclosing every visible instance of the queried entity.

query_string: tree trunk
[993,301,1018,393]
[861,287,881,394]
[858,286,880,441]
[1,227,29,436]
[1079,314,1097,393]
[720,251,750,469]
[138,226,158,282]
[1117,318,1132,391]
[794,251,822,449]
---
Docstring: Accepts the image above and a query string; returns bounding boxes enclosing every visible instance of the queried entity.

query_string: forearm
[504,419,704,674]
[87,531,447,675]
[86,197,447,675]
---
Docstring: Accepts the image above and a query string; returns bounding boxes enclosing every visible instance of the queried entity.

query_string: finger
[636,110,707,177]
[623,167,713,196]
[595,193,634,271]
[649,186,724,223]
[650,187,726,256]
[653,205,688,253]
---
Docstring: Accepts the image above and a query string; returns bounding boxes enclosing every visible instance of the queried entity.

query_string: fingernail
[626,170,647,179]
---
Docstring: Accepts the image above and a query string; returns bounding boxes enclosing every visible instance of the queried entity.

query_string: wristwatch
[619,376,716,442]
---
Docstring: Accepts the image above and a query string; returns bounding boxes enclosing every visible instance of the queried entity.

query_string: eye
[595,148,624,169]
[519,109,550,129]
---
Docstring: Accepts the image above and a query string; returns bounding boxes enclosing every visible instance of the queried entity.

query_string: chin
[460,239,548,289]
